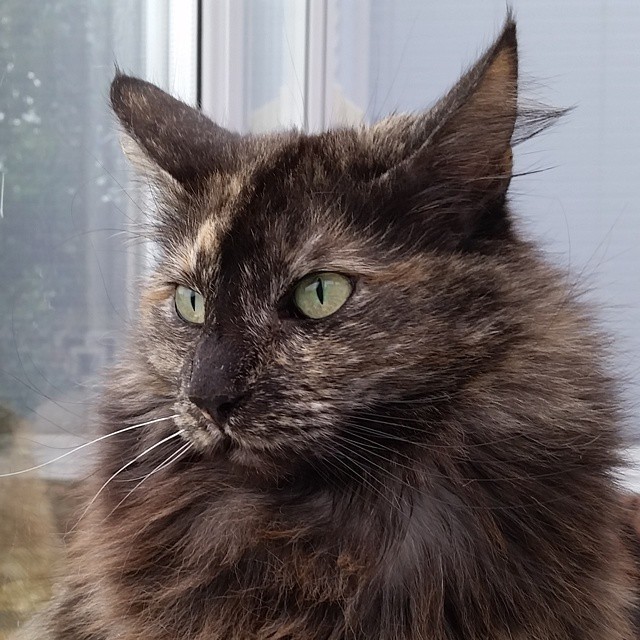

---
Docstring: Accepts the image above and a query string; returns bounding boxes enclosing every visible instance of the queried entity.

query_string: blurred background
[0,0,639,634]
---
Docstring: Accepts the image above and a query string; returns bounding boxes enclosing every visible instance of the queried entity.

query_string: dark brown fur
[24,17,637,639]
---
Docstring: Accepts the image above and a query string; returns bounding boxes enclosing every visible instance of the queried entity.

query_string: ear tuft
[110,73,240,189]
[425,15,519,196]
[361,15,570,250]
[368,15,523,201]
[118,132,181,193]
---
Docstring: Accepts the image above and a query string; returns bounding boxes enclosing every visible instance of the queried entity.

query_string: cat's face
[111,22,559,472]
[136,144,517,471]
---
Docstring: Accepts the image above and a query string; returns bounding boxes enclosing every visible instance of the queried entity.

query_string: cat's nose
[187,333,253,424]
[189,392,246,424]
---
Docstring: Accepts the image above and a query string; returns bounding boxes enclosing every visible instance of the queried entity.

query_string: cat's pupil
[190,291,197,311]
[316,278,324,305]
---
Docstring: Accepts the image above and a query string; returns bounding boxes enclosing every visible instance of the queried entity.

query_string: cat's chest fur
[83,472,418,638]
[62,463,627,640]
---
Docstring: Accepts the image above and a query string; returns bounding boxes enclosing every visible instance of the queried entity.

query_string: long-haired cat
[20,17,637,640]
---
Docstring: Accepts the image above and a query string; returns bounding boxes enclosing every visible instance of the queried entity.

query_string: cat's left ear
[110,74,239,190]
[373,17,519,203]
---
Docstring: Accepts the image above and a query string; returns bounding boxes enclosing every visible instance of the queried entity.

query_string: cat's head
[110,18,561,473]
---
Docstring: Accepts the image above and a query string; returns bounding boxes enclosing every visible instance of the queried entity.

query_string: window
[0,0,197,630]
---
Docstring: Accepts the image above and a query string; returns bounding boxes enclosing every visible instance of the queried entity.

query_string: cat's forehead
[164,133,370,285]
[158,136,368,292]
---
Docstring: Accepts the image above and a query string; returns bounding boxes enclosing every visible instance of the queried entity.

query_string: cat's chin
[183,424,303,478]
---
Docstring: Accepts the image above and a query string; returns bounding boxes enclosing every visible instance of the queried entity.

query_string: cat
[19,16,638,640]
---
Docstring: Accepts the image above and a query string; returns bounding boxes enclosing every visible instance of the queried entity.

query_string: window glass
[200,0,306,132]
[0,0,196,631]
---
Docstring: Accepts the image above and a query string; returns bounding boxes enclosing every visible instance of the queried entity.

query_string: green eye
[174,285,205,324]
[293,272,353,319]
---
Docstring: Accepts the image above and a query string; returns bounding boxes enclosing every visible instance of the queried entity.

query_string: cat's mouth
[173,398,240,453]
[172,398,298,473]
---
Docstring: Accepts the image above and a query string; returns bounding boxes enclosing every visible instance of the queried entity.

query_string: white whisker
[0,414,179,478]
[106,442,193,518]
[137,440,192,479]
[119,439,192,483]
[77,429,185,523]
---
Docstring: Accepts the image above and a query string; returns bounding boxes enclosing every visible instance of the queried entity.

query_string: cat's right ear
[110,74,239,190]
